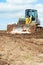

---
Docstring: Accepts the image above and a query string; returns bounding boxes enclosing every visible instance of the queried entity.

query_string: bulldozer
[7,9,42,34]
[18,9,40,25]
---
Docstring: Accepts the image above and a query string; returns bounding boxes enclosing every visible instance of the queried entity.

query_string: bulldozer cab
[25,9,38,21]
[18,9,40,25]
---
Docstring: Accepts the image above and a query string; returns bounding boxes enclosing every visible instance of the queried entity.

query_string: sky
[0,0,43,30]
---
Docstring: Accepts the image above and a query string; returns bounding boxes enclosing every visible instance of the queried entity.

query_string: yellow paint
[26,16,32,24]
[26,18,30,24]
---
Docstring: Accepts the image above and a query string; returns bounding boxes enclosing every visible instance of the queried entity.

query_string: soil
[0,32,43,65]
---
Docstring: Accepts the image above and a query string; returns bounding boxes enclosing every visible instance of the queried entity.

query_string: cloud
[35,4,43,18]
[7,0,37,4]
[0,1,43,20]
[0,3,43,19]
[0,0,43,30]
[0,0,38,11]
[0,2,34,19]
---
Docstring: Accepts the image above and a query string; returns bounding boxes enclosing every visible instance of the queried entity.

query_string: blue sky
[0,0,43,30]
[0,0,6,2]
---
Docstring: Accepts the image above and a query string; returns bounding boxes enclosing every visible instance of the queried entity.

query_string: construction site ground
[0,31,43,65]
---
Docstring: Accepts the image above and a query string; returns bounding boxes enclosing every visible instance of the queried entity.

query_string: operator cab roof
[25,9,37,11]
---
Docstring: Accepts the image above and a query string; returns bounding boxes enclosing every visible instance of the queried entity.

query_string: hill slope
[0,33,43,65]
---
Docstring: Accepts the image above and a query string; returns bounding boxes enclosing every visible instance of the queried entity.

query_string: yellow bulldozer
[18,9,40,24]
[7,9,42,34]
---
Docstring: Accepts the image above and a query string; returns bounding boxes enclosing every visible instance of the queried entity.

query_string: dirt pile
[0,33,43,65]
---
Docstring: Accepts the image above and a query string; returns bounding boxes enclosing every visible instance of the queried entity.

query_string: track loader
[7,9,42,34]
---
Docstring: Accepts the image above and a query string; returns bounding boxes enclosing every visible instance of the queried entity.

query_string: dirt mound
[0,59,9,65]
[0,33,43,65]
